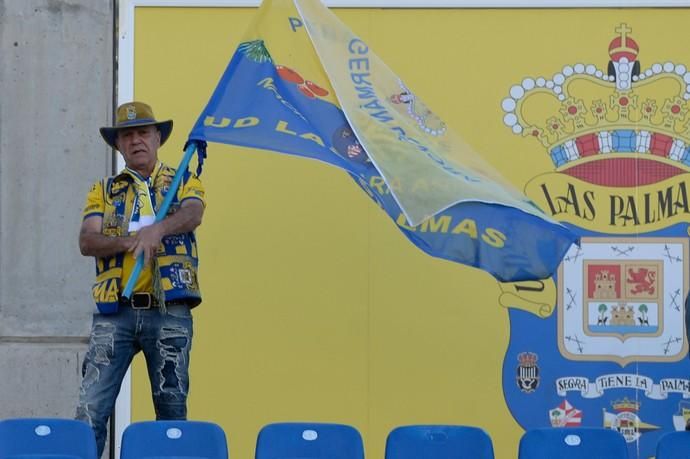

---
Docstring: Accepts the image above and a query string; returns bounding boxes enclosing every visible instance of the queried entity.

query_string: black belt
[120,293,158,309]
[119,293,188,309]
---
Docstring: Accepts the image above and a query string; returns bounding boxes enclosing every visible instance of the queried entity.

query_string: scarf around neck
[123,162,162,232]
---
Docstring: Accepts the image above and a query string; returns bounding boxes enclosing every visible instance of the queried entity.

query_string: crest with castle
[502,24,690,182]
[592,270,636,325]
[593,269,618,299]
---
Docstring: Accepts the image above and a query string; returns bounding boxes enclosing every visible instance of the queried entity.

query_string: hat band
[116,117,158,128]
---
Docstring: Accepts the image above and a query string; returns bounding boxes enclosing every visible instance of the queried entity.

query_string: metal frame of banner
[118,0,690,6]
[114,0,690,458]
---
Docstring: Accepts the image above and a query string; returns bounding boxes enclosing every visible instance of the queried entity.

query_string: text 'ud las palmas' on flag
[188,0,579,283]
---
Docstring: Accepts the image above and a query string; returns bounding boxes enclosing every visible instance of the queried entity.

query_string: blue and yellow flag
[189,0,578,282]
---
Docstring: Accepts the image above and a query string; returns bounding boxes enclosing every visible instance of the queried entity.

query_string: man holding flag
[75,101,205,457]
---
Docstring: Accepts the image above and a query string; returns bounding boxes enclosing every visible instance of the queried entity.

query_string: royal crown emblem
[502,23,690,175]
[612,397,642,413]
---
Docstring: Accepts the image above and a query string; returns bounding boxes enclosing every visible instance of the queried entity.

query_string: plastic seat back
[655,431,690,459]
[256,423,363,459]
[386,425,494,459]
[120,421,228,459]
[518,428,628,459]
[0,418,97,459]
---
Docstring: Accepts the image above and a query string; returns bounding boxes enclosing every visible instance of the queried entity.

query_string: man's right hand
[128,223,164,267]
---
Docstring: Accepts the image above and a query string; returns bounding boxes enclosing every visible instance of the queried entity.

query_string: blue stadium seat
[386,425,494,459]
[518,428,628,459]
[655,431,690,459]
[0,417,97,459]
[256,423,363,459]
[120,420,228,459]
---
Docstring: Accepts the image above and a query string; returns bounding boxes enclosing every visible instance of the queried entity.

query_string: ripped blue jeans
[75,304,193,457]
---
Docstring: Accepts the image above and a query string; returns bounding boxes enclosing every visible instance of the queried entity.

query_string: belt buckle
[131,293,153,309]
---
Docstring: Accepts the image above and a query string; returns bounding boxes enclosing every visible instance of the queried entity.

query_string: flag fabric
[189,0,578,282]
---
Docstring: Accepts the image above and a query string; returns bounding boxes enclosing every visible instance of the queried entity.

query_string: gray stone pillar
[0,0,113,419]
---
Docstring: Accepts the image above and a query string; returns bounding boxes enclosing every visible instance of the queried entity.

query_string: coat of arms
[559,238,687,365]
[500,23,690,458]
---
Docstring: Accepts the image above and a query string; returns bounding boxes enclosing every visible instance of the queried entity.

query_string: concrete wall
[0,0,113,418]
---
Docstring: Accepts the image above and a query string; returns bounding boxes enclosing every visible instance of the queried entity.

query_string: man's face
[116,125,161,175]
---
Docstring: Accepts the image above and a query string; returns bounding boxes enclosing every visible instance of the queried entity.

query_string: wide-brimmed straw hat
[100,101,173,149]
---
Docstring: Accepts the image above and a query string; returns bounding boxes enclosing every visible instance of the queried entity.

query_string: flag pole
[121,141,199,300]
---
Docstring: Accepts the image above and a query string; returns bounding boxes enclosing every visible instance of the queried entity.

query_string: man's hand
[130,198,204,265]
[79,198,203,264]
[129,223,164,266]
